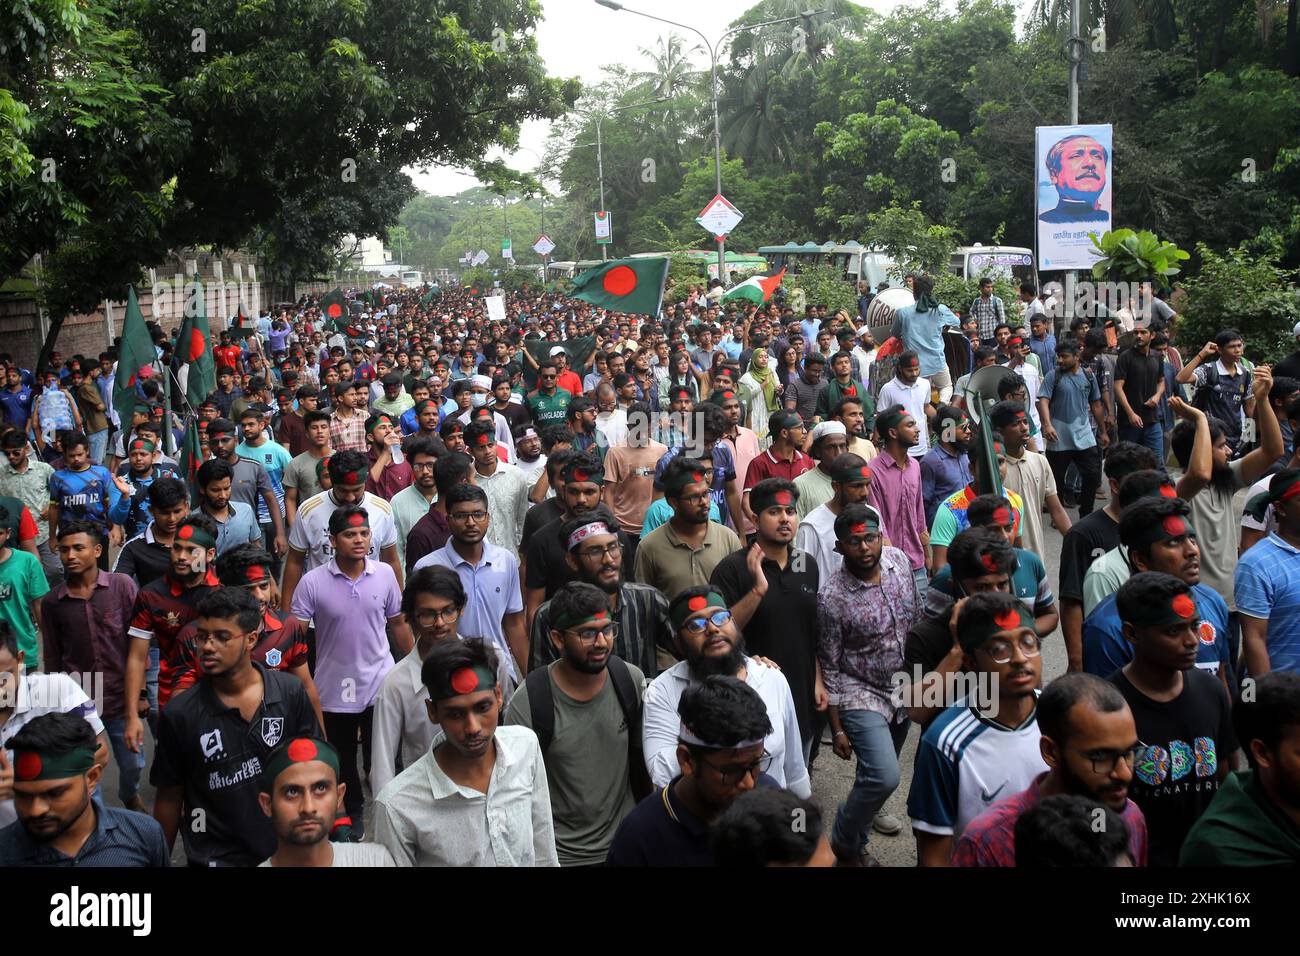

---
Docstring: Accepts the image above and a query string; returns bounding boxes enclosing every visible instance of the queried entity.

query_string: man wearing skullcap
[793,420,849,519]
[151,586,321,866]
[455,373,516,462]
[1107,572,1242,866]
[258,736,395,867]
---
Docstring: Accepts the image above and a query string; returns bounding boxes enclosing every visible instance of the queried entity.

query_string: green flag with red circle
[570,257,669,316]
[320,287,348,333]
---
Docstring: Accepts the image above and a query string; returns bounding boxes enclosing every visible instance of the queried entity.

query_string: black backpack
[526,654,653,801]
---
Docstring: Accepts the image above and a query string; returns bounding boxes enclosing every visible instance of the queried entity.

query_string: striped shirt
[529,582,671,677]
[1235,532,1300,673]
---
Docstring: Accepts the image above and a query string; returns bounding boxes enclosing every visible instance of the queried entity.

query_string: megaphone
[964,365,1020,426]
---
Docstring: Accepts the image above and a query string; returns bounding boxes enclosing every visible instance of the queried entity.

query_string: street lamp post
[574,97,666,262]
[595,1,819,287]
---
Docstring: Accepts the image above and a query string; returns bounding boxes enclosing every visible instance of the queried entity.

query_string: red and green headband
[219,560,271,588]
[365,415,394,435]
[1127,589,1200,630]
[264,737,341,785]
[957,603,1037,653]
[128,438,156,454]
[553,605,611,632]
[176,521,217,550]
[430,664,498,702]
[670,591,728,630]
[1130,513,1197,551]
[750,485,798,514]
[664,465,708,497]
[13,746,97,781]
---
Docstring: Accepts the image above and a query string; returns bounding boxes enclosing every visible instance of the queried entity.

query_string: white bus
[948,245,1039,291]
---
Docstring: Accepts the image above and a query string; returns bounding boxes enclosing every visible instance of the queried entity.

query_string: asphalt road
[103,491,1080,868]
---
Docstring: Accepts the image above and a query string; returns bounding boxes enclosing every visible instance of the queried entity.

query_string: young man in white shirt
[373,637,558,867]
[876,351,935,459]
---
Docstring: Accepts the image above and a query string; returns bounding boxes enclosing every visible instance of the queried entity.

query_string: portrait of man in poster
[1038,134,1110,224]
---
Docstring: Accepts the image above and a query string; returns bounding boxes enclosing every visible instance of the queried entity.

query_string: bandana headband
[750,485,798,514]
[430,664,498,702]
[1130,513,1197,551]
[264,737,341,785]
[958,603,1036,653]
[366,415,394,435]
[670,591,728,630]
[552,606,611,631]
[1126,589,1202,630]
[566,521,612,551]
[220,561,271,588]
[176,521,217,550]
[128,438,156,454]
[12,747,97,781]
[678,722,765,750]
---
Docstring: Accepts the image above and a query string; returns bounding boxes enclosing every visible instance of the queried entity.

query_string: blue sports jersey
[1082,583,1231,679]
[49,464,121,531]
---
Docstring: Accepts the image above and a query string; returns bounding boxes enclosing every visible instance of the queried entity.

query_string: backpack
[526,654,653,801]
[1192,361,1249,415]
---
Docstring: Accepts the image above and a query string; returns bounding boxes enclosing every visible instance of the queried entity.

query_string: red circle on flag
[178,525,194,540]
[1161,516,1185,537]
[450,668,479,695]
[326,304,343,319]
[602,266,637,297]
[188,328,206,363]
[15,752,42,780]
[981,552,999,572]
[287,738,318,762]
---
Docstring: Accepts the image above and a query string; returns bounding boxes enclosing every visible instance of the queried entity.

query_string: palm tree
[630,33,703,99]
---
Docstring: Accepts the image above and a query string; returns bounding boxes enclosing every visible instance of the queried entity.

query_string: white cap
[549,346,567,357]
[364,339,377,348]
[470,374,493,390]
[809,420,847,444]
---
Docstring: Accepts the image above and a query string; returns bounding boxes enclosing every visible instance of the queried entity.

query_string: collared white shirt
[373,724,558,867]
[642,656,811,798]
[795,502,842,589]
[287,489,398,572]
[471,461,530,555]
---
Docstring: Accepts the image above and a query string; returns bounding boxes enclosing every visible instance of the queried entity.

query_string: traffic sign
[696,194,744,240]
[533,234,556,256]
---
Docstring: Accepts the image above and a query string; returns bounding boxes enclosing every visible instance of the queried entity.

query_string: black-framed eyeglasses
[983,632,1042,664]
[577,541,622,560]
[683,609,732,634]
[1084,744,1143,776]
[565,622,620,645]
[412,606,461,626]
[449,510,488,523]
[411,460,436,471]
[698,751,772,785]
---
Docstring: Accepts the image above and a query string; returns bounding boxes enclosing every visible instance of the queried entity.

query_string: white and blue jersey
[907,693,1048,840]
[1082,583,1231,679]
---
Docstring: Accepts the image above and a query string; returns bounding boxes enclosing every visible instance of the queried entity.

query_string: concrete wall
[0,253,268,369]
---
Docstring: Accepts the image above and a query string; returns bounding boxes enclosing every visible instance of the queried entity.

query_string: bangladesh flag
[570,257,669,316]
[178,416,205,500]
[228,302,256,339]
[174,273,215,410]
[113,286,156,431]
[320,287,348,332]
[720,267,786,307]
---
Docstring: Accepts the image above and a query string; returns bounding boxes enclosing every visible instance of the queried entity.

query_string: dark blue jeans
[1118,422,1165,471]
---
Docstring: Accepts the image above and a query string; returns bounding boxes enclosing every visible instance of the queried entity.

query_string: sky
[405,0,908,197]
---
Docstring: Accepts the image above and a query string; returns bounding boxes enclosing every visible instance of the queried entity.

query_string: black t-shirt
[1114,348,1163,426]
[1058,509,1120,603]
[113,532,173,589]
[902,612,959,731]
[709,546,820,742]
[1109,667,1238,867]
[524,512,627,599]
[493,400,532,436]
[520,496,563,554]
[150,663,321,867]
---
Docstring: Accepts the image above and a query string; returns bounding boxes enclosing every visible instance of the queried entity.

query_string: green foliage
[932,272,1020,317]
[459,267,496,291]
[1089,229,1190,283]
[862,204,959,276]
[663,254,713,305]
[1180,239,1300,364]
[787,264,856,315]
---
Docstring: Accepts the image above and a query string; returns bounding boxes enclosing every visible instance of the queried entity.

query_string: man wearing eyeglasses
[528,508,671,678]
[504,581,648,867]
[370,565,511,797]
[817,503,922,865]
[413,484,526,684]
[641,587,809,799]
[907,591,1049,866]
[953,672,1148,866]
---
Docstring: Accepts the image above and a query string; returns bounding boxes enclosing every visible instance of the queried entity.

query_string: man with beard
[373,637,558,867]
[192,458,263,558]
[151,587,321,866]
[1084,497,1232,684]
[513,426,547,495]
[711,479,823,763]
[1107,572,1242,866]
[607,675,777,866]
[953,673,1148,866]
[123,515,221,754]
[868,405,929,595]
[364,412,413,501]
[505,582,649,866]
[1173,373,1281,657]
[796,454,873,589]
[635,457,742,603]
[908,592,1050,865]
[793,421,849,520]
[920,405,973,527]
[523,453,609,629]
[257,736,395,867]
[817,504,921,864]
[641,587,809,797]
[0,711,167,866]
[1182,671,1300,864]
[529,507,671,677]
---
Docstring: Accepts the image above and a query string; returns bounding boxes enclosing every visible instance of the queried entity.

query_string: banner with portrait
[1035,124,1113,271]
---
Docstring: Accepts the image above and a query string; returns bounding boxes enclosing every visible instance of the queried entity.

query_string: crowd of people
[1,272,1299,869]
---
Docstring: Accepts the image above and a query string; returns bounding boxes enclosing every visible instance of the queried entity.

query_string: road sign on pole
[594,212,612,245]
[533,235,556,256]
[696,194,744,240]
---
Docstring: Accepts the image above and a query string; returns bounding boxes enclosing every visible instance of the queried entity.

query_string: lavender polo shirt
[291,558,401,713]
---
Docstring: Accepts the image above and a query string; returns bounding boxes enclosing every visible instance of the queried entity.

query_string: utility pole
[1065,0,1084,329]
